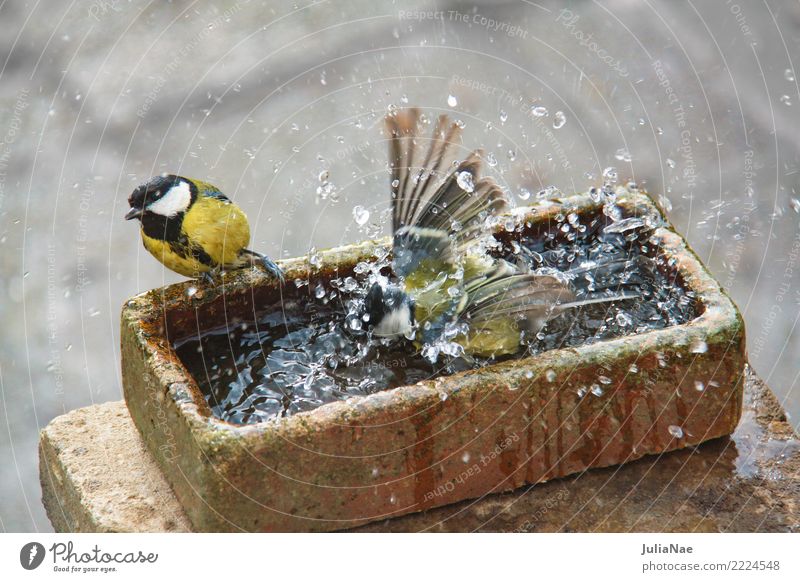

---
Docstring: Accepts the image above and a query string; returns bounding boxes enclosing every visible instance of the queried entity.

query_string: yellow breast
[140,194,251,277]
[141,234,207,277]
[181,195,251,267]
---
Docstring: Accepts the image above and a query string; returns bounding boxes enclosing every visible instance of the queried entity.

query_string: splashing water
[175,199,699,424]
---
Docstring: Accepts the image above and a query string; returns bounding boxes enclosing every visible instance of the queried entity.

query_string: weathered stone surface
[39,401,191,533]
[119,190,748,531]
[40,369,799,532]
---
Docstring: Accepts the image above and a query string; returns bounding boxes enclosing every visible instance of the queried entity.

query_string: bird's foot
[198,269,220,287]
[239,249,284,282]
[249,250,285,282]
[262,257,285,282]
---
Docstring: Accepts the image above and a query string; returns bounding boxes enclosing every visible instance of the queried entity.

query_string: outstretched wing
[463,259,639,338]
[386,108,509,278]
[462,260,575,330]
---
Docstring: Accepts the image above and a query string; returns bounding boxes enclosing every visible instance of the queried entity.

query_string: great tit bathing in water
[363,108,633,359]
[125,175,283,283]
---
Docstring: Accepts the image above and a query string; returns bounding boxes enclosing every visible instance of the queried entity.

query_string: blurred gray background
[1,0,798,532]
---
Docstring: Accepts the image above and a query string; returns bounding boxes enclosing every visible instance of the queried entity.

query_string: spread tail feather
[385,108,510,277]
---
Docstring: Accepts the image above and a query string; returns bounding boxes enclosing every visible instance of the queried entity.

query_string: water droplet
[545,369,556,382]
[785,68,795,82]
[314,283,325,299]
[531,105,548,117]
[577,386,588,398]
[318,170,329,182]
[499,110,508,123]
[690,339,708,354]
[629,363,639,373]
[780,94,792,106]
[447,94,458,107]
[456,171,474,192]
[461,451,471,463]
[316,180,336,201]
[552,111,566,129]
[590,384,604,397]
[389,493,397,504]
[666,158,676,169]
[602,167,618,183]
[694,380,705,391]
[614,148,632,162]
[486,152,497,167]
[186,286,198,298]
[790,198,800,213]
[308,248,322,268]
[668,425,684,438]
[518,188,532,201]
[343,277,358,292]
[353,205,370,226]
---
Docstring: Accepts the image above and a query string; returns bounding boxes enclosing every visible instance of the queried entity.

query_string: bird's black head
[363,282,415,337]
[125,174,196,221]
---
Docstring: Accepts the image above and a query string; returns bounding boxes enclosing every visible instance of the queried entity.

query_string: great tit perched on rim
[364,108,633,359]
[125,175,284,283]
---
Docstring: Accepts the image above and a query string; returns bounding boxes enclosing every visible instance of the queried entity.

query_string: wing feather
[385,108,510,276]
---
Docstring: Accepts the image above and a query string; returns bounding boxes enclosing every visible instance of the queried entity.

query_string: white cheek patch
[147,181,192,217]
[374,304,413,337]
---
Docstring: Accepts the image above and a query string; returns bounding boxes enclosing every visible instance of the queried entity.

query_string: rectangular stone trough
[120,188,745,532]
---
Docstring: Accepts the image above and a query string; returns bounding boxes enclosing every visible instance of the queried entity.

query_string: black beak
[125,207,144,221]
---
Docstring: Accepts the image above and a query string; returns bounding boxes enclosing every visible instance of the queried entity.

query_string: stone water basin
[120,187,745,531]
